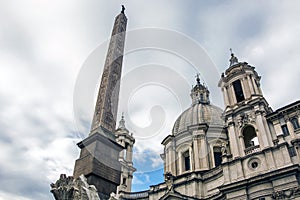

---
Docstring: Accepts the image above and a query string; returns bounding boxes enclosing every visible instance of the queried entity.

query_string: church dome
[172,75,224,135]
[172,103,224,135]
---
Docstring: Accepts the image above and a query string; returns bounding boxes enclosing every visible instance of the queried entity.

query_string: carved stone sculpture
[50,174,100,200]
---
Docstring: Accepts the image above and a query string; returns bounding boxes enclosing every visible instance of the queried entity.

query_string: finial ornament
[121,5,125,14]
[195,73,201,85]
[229,48,238,66]
[118,113,126,129]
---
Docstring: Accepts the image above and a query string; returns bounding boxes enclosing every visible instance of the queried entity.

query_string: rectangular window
[183,151,190,171]
[200,94,204,101]
[233,80,245,103]
[184,156,190,171]
[214,152,222,167]
[288,146,296,157]
[291,118,300,130]
[122,177,127,185]
[281,124,290,136]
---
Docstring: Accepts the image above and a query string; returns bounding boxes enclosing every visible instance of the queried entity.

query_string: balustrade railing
[244,145,260,155]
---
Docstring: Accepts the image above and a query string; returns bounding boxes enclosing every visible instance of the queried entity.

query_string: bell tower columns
[218,51,273,158]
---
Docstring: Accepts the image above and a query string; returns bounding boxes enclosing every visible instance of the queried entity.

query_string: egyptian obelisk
[73,6,127,198]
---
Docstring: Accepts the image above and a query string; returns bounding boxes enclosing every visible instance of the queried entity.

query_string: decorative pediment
[160,193,185,200]
[159,190,198,200]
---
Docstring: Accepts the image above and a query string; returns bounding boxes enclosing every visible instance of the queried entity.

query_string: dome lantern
[190,74,210,105]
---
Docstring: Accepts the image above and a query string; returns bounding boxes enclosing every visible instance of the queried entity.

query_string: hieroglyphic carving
[91,12,127,133]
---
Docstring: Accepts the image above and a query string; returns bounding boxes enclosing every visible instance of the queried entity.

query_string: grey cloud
[1,1,300,199]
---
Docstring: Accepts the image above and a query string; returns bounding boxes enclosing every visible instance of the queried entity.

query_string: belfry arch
[242,125,258,148]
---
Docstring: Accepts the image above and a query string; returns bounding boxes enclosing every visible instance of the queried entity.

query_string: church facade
[51,7,300,200]
[119,55,300,200]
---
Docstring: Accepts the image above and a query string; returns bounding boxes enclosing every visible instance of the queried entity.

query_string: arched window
[233,80,245,103]
[213,147,222,167]
[183,150,190,171]
[243,126,258,148]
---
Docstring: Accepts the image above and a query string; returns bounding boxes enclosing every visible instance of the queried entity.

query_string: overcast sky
[1,1,300,199]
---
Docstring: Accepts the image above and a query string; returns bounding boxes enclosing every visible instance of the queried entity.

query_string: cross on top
[195,73,201,84]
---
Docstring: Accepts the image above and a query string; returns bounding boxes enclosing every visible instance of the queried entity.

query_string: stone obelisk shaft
[91,11,127,133]
[73,9,127,198]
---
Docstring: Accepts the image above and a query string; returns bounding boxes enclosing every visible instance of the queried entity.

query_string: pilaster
[227,121,240,158]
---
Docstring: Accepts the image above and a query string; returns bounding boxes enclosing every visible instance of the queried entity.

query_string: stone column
[228,121,240,158]
[193,135,200,170]
[210,145,215,167]
[166,148,171,172]
[247,75,255,95]
[222,87,230,107]
[189,146,194,171]
[126,144,133,163]
[230,84,237,104]
[238,135,245,157]
[170,143,176,175]
[178,151,183,174]
[240,78,247,99]
[127,175,133,192]
[243,77,251,99]
[262,113,274,144]
[286,119,296,138]
[199,134,209,170]
[250,75,259,95]
[255,111,270,148]
[119,140,125,159]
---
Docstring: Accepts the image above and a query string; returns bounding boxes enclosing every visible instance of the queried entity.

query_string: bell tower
[73,6,127,198]
[218,51,273,158]
[115,114,136,194]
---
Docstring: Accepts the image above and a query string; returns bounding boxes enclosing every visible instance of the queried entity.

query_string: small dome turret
[115,113,129,134]
[191,74,210,105]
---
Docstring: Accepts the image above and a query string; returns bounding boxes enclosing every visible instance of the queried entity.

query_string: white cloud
[1,1,300,199]
[0,191,31,200]
[132,173,151,185]
[151,156,164,169]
